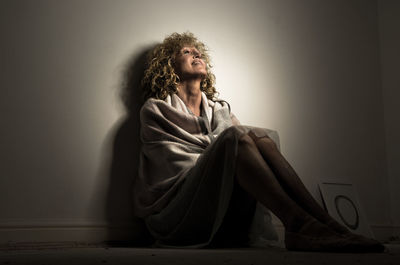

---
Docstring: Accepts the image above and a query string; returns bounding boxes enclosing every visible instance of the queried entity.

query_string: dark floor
[0,244,400,265]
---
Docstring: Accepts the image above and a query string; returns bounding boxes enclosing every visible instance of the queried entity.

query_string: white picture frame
[318,182,374,238]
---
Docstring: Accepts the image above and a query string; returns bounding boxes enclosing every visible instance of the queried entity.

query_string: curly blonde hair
[141,32,217,100]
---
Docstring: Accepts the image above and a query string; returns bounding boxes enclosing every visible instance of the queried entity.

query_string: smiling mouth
[192,61,202,65]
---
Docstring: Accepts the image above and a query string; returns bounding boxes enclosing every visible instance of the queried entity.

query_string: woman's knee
[237,134,260,161]
[248,130,278,152]
[223,125,247,136]
[258,136,278,151]
[219,126,259,151]
[218,125,248,146]
[238,134,255,149]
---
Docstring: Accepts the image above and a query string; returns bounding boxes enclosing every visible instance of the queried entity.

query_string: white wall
[0,0,391,243]
[379,0,400,236]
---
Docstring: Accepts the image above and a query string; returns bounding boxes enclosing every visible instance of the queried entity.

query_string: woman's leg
[235,134,337,236]
[235,133,384,252]
[246,131,349,234]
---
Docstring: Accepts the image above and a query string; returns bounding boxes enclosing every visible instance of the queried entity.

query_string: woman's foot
[285,218,385,252]
[325,219,385,252]
[285,231,384,253]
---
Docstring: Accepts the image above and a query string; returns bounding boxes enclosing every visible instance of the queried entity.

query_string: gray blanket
[133,93,237,218]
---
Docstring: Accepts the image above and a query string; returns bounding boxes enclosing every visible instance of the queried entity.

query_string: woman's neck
[177,80,202,116]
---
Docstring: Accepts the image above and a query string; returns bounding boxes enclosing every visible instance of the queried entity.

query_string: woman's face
[174,46,207,80]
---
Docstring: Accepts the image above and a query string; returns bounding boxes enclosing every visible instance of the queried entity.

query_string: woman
[132,32,384,252]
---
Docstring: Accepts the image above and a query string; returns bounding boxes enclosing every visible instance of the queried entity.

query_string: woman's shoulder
[141,96,170,112]
[142,96,166,106]
[139,97,169,123]
[140,94,188,122]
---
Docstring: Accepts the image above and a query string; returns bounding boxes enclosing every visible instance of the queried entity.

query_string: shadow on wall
[105,45,156,246]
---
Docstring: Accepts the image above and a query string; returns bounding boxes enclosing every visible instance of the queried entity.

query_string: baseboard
[0,219,149,245]
[1,219,398,246]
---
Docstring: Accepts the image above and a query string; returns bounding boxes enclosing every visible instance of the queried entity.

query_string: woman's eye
[183,50,190,54]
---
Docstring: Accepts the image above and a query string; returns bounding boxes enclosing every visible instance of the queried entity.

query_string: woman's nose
[193,51,201,58]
